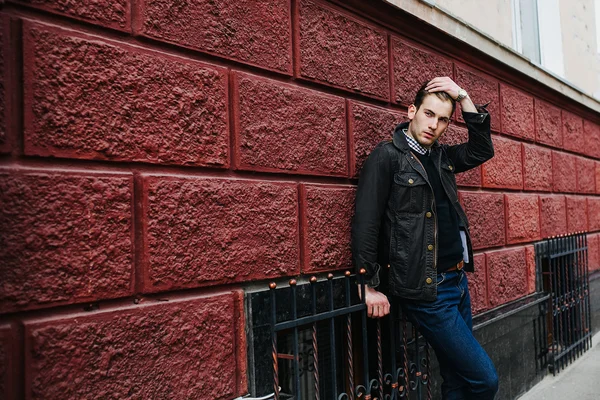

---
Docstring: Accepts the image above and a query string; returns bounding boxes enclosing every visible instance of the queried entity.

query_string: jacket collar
[392,122,440,153]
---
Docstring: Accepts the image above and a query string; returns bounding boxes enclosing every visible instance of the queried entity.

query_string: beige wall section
[435,0,514,48]
[385,0,600,112]
[559,0,600,96]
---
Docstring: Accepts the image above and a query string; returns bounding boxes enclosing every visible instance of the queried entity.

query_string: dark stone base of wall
[471,294,550,400]
[424,293,551,399]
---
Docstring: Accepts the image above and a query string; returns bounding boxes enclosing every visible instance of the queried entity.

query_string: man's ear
[408,104,416,120]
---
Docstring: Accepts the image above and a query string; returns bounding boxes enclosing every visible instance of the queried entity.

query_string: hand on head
[425,76,462,100]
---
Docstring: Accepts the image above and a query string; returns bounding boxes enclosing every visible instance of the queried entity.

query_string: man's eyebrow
[424,108,451,119]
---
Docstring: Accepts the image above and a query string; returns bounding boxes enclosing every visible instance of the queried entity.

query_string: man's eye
[425,112,433,116]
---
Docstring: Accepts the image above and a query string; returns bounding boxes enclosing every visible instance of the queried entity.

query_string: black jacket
[351,111,494,301]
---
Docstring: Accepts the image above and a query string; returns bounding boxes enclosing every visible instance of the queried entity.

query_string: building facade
[1,0,599,399]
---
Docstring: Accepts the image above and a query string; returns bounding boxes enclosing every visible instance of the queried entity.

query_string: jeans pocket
[436,272,446,287]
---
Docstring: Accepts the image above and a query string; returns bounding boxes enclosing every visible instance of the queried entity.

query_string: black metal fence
[268,270,433,400]
[535,232,593,375]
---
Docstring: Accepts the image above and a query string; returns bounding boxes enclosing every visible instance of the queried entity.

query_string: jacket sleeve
[444,109,494,173]
[351,143,393,288]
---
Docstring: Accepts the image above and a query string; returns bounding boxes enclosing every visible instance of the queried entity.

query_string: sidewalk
[517,332,600,400]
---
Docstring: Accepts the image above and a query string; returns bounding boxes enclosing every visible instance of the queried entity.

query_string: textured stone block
[302,185,355,273]
[523,143,552,192]
[588,234,600,272]
[455,65,500,131]
[584,120,600,159]
[440,124,482,187]
[482,135,523,189]
[234,72,346,176]
[588,197,600,232]
[505,194,540,244]
[25,294,242,399]
[552,151,578,193]
[562,111,584,153]
[143,176,299,291]
[0,15,6,154]
[136,0,292,73]
[392,38,453,105]
[460,191,505,250]
[297,0,389,99]
[525,245,536,294]
[350,101,405,177]
[23,23,229,167]
[540,195,567,238]
[535,100,562,147]
[500,85,534,140]
[0,169,133,313]
[597,161,600,194]
[576,156,596,194]
[487,248,528,306]
[16,0,130,31]
[566,196,588,233]
[470,253,488,314]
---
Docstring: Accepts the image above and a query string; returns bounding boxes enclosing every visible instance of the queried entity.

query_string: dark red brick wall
[1,0,599,398]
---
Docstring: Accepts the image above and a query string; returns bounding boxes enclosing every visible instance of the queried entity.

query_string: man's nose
[429,119,438,130]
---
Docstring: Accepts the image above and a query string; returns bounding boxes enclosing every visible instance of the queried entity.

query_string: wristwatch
[456,88,468,102]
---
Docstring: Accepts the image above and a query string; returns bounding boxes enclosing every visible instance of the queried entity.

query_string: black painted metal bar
[413,326,422,398]
[327,274,338,399]
[584,233,592,351]
[269,283,280,400]
[388,300,398,399]
[309,276,320,400]
[402,316,410,398]
[377,319,383,400]
[274,304,365,331]
[426,342,432,400]
[290,279,301,400]
[359,269,370,399]
[344,271,355,400]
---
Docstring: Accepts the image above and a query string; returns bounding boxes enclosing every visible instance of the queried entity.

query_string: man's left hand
[425,76,461,100]
[425,76,477,113]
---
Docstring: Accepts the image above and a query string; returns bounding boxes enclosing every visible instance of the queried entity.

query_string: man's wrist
[456,88,468,102]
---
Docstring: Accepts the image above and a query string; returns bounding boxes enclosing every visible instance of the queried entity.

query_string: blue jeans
[401,270,498,400]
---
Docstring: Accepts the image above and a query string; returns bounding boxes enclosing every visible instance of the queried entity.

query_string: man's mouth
[423,132,434,139]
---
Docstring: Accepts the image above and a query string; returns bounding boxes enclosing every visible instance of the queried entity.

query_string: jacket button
[448,165,453,171]
[427,244,434,251]
[408,178,414,184]
[426,277,433,284]
[426,212,432,218]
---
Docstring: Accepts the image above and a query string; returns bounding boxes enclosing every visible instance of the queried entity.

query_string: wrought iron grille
[267,270,433,400]
[536,232,593,375]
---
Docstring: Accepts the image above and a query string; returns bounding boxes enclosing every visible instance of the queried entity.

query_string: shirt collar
[403,129,430,155]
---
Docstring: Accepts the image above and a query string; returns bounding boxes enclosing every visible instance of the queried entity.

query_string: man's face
[407,94,453,149]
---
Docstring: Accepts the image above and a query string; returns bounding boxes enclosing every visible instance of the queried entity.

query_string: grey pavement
[517,332,600,400]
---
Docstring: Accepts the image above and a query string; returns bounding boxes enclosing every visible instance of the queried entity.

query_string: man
[351,76,498,399]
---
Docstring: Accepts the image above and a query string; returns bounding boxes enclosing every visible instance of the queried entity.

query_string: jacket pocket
[390,213,426,290]
[393,172,427,214]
